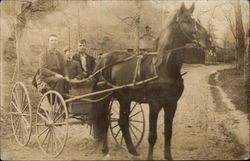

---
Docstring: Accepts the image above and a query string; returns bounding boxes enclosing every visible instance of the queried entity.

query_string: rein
[68,17,203,85]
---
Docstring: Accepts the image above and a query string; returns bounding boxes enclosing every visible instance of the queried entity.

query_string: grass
[217,68,248,114]
[208,73,228,113]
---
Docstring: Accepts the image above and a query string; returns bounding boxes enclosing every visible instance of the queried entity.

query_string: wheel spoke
[114,101,119,107]
[110,117,119,122]
[129,110,142,118]
[14,117,21,135]
[37,112,49,122]
[18,118,22,141]
[129,125,139,141]
[54,126,66,137]
[52,96,58,120]
[129,102,137,114]
[54,111,65,122]
[44,109,51,121]
[16,87,22,108]
[11,101,20,113]
[130,122,142,133]
[49,94,54,119]
[54,102,62,120]
[13,115,20,127]
[38,127,49,137]
[50,128,55,154]
[120,135,124,145]
[51,128,58,154]
[46,130,52,152]
[21,103,29,113]
[129,119,144,123]
[20,119,23,143]
[21,117,30,135]
[114,128,121,139]
[41,128,50,147]
[10,112,30,116]
[21,90,26,111]
[111,108,119,114]
[20,119,26,143]
[13,89,20,109]
[52,127,63,150]
[111,123,119,129]
[21,116,30,129]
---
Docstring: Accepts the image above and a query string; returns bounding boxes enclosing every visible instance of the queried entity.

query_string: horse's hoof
[104,154,110,158]
[129,149,140,156]
[164,156,173,160]
[101,154,110,160]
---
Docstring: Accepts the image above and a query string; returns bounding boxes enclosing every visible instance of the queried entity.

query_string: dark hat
[145,25,151,29]
[63,47,71,53]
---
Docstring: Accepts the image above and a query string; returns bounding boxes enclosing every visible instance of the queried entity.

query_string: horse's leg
[118,99,139,156]
[92,98,110,155]
[100,98,111,156]
[163,102,177,160]
[147,103,162,160]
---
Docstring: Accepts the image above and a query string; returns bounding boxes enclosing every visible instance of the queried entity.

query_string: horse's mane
[155,13,178,53]
[154,12,179,67]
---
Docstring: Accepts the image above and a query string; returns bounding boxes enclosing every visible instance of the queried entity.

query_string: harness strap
[133,55,143,85]
[152,56,158,76]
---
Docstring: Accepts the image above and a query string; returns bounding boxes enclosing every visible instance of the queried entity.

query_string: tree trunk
[245,30,249,80]
[234,0,245,71]
[246,29,250,109]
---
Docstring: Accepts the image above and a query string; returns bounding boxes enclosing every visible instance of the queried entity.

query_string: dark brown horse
[92,2,211,160]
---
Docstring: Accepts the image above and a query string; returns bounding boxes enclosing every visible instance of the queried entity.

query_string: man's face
[78,42,86,53]
[65,50,73,61]
[48,36,58,49]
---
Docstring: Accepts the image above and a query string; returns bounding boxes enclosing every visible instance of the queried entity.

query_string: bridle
[175,15,202,50]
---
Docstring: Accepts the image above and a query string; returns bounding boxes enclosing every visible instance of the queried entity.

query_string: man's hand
[185,43,195,48]
[64,76,70,81]
[55,73,63,78]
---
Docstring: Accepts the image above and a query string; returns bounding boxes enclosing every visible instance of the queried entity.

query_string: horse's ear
[179,2,186,14]
[179,2,187,15]
[189,3,195,13]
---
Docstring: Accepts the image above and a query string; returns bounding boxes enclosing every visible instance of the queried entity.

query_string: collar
[48,49,57,55]
[66,59,73,62]
[79,52,87,57]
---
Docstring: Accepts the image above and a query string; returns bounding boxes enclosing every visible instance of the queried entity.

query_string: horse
[91,2,211,160]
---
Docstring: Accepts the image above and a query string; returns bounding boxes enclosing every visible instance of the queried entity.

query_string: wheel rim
[36,91,68,157]
[10,82,32,146]
[109,99,145,148]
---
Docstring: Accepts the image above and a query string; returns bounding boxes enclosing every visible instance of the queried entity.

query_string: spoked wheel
[9,82,32,146]
[109,99,145,148]
[36,90,68,157]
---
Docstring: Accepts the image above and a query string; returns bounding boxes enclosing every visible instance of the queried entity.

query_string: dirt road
[1,64,249,160]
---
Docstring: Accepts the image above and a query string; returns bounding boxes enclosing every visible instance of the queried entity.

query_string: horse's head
[155,2,211,79]
[175,2,211,49]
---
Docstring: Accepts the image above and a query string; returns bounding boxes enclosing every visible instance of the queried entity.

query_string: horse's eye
[183,19,190,23]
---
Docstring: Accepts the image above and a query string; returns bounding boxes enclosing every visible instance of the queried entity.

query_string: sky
[153,0,249,46]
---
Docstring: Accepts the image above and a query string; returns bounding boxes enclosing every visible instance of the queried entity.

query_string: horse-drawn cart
[9,72,156,157]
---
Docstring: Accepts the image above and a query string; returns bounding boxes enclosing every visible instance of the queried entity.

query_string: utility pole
[77,2,81,42]
[68,26,71,48]
[134,1,142,54]
[134,14,140,54]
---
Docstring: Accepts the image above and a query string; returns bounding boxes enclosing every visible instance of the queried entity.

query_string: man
[64,47,86,80]
[73,39,95,77]
[38,34,69,98]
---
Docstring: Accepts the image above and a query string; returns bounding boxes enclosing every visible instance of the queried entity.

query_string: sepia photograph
[0,0,249,160]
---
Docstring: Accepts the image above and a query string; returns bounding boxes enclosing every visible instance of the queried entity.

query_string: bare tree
[233,0,245,71]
